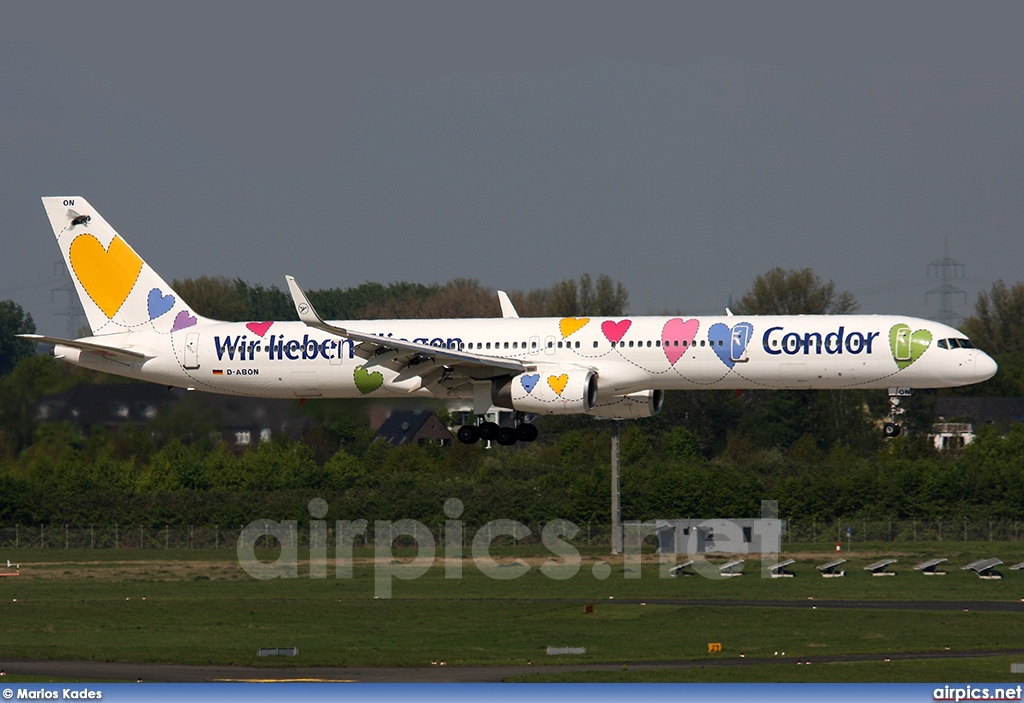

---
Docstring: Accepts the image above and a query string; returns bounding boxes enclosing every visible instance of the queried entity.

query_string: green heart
[889,324,932,370]
[354,365,384,394]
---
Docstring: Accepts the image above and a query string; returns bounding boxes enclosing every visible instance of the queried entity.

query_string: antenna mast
[926,238,967,326]
[53,261,86,338]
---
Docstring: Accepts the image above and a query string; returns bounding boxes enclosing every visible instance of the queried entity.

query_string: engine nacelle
[586,389,664,419]
[496,366,598,415]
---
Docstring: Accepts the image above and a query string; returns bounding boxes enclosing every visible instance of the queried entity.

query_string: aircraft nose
[975,352,998,382]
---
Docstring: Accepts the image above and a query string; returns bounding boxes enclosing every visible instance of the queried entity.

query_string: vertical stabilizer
[41,197,205,336]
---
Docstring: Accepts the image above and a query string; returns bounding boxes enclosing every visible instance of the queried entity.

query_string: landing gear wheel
[516,423,539,443]
[457,425,480,444]
[478,422,499,441]
[884,389,908,439]
[496,427,518,446]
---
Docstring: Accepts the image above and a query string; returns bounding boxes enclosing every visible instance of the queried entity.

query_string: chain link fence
[0,522,620,550]
[784,519,1024,544]
[1,520,1021,550]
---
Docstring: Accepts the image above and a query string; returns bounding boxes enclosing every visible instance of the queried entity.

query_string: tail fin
[42,197,205,337]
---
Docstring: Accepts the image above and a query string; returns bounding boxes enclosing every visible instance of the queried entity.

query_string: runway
[584,598,1024,612]
[3,599,1023,682]
[4,648,1024,683]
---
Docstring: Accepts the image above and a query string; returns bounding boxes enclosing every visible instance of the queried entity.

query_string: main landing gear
[883,387,911,438]
[457,414,538,446]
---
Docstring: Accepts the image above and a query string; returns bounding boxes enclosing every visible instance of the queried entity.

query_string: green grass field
[1,542,1024,682]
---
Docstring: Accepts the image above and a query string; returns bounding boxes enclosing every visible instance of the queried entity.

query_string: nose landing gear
[884,387,911,438]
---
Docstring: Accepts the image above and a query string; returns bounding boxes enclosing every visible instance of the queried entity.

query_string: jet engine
[495,366,598,415]
[586,389,664,419]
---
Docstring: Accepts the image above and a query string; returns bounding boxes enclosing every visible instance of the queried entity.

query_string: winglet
[497,290,519,319]
[285,275,326,325]
[286,276,354,337]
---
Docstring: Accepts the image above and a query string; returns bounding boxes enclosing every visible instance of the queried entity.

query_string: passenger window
[547,341,553,348]
[655,340,661,347]
[593,341,599,348]
[575,341,580,348]
[504,342,509,349]
[681,340,687,347]
[628,341,634,348]
[486,342,491,349]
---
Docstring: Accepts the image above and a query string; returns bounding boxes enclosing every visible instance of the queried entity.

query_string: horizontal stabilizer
[19,334,152,361]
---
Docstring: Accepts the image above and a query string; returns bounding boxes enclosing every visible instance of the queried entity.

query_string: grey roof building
[373,409,452,446]
[36,383,314,448]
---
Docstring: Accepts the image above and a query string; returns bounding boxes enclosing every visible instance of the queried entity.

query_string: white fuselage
[57,314,997,401]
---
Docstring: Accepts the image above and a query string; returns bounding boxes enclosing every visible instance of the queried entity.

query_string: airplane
[22,197,998,446]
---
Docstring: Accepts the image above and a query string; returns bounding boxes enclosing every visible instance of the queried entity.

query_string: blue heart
[520,373,540,394]
[147,288,175,320]
[708,322,753,369]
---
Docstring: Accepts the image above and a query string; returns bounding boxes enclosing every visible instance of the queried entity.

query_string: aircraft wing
[19,334,153,361]
[284,277,526,383]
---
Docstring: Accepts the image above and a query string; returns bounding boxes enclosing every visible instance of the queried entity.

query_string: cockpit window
[938,338,977,350]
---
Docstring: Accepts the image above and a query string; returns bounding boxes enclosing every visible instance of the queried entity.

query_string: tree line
[171,271,629,321]
[1,405,1023,527]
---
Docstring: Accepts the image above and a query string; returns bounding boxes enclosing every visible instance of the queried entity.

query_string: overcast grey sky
[2,2,1022,336]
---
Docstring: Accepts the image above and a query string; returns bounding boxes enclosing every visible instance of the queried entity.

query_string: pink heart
[171,310,197,332]
[662,318,699,365]
[246,321,274,337]
[601,319,632,344]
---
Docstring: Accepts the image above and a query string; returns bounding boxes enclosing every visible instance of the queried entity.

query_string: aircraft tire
[457,425,480,444]
[516,423,539,442]
[883,422,901,438]
[496,427,518,446]
[478,421,500,441]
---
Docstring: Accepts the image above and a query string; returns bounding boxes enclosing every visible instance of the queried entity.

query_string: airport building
[631,518,783,555]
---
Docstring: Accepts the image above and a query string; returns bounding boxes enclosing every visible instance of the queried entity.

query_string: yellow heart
[548,373,569,396]
[559,317,590,338]
[69,234,144,318]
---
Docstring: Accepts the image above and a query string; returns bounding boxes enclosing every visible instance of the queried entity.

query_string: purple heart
[520,373,540,394]
[708,322,753,369]
[171,310,197,332]
[147,288,175,320]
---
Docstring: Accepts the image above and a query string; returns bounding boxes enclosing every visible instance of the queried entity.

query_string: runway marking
[214,678,356,683]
